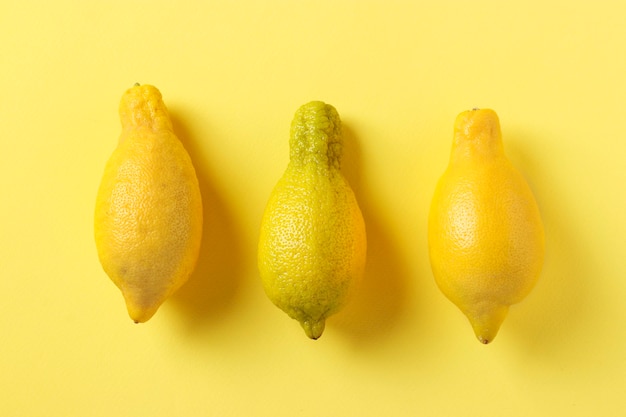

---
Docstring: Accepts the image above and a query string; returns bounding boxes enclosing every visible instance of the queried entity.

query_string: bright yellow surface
[2,1,625,415]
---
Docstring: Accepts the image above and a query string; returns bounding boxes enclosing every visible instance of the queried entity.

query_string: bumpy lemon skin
[258,101,367,340]
[94,85,203,323]
[428,109,545,344]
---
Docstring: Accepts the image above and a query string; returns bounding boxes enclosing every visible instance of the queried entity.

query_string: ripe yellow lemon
[258,101,367,339]
[94,84,203,323]
[428,109,545,344]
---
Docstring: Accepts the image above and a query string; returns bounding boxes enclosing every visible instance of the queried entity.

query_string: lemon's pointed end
[466,305,509,345]
[126,304,159,324]
[300,318,326,340]
[122,294,163,324]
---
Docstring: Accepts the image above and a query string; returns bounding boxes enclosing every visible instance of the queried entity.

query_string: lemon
[94,84,203,323]
[257,101,367,339]
[428,109,545,344]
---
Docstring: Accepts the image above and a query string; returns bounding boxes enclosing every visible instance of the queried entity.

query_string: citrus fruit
[428,108,545,344]
[94,84,203,323]
[258,101,367,339]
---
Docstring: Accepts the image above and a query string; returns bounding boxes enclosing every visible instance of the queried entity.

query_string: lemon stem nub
[301,319,326,340]
[467,304,509,345]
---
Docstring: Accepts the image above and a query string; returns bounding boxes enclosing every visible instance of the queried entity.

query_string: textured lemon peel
[289,101,343,170]
[95,84,202,323]
[258,101,366,340]
[429,108,544,344]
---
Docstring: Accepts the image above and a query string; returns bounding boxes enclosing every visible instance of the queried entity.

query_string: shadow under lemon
[503,129,592,355]
[166,110,244,331]
[329,123,412,344]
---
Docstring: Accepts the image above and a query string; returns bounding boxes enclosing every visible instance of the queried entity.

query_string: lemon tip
[301,318,326,340]
[477,336,491,344]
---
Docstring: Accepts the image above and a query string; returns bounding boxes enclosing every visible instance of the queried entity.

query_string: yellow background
[2,1,625,415]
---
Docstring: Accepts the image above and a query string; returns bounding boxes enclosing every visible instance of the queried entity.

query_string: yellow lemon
[258,101,367,339]
[428,109,545,344]
[94,84,203,323]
